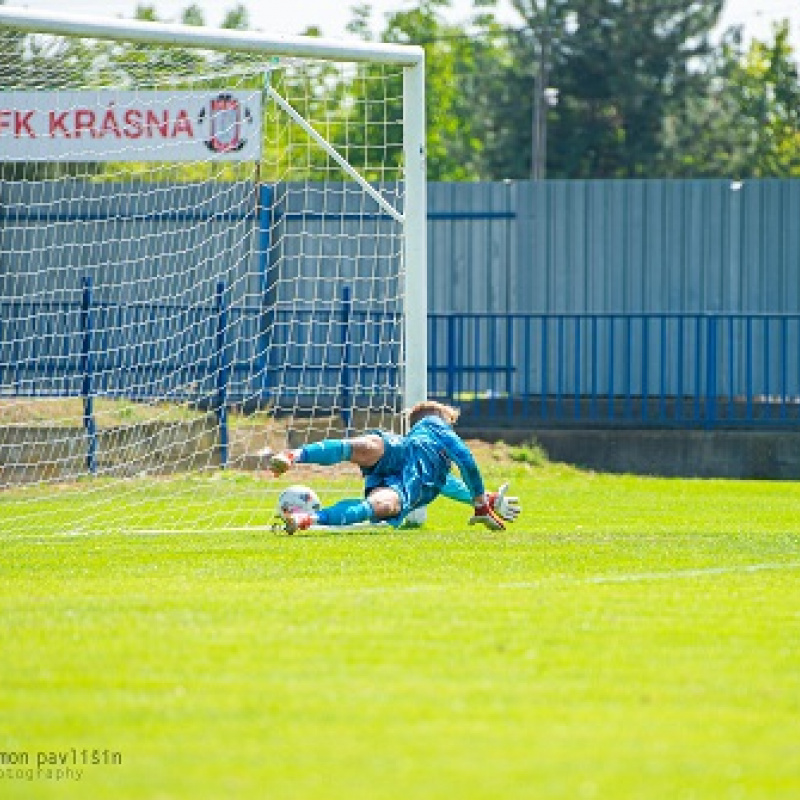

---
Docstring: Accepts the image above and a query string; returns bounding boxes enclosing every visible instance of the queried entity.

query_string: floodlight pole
[532,1,550,180]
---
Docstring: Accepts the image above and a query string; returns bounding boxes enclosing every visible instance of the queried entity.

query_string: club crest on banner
[198,93,255,154]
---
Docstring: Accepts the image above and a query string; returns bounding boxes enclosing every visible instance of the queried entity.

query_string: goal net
[0,9,426,534]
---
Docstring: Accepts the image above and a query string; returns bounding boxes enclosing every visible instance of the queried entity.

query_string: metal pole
[0,7,424,66]
[532,1,550,180]
[340,286,352,436]
[80,276,97,474]
[214,281,230,469]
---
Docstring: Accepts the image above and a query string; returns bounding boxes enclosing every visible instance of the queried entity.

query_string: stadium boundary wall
[2,179,799,430]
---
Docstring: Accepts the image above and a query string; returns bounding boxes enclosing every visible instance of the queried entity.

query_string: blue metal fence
[0,296,400,405]
[5,179,800,439]
[4,297,800,431]
[429,312,800,428]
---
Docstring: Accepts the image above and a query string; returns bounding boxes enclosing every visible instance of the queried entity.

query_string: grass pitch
[1,456,800,799]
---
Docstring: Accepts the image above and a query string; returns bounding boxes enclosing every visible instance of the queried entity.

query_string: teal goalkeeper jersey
[362,415,485,501]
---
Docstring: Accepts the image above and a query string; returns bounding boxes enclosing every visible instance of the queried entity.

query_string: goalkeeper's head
[408,400,460,428]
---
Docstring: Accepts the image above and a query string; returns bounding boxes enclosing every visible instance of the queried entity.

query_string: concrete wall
[459,426,800,480]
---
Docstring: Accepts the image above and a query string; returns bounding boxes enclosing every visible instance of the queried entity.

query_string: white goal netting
[0,15,422,533]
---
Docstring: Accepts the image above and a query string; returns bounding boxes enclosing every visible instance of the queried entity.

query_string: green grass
[1,460,800,799]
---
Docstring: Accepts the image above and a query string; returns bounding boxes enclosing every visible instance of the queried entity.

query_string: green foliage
[378,1,490,180]
[1,465,800,798]
[430,0,800,179]
[473,0,725,178]
[0,24,102,180]
[723,22,800,176]
[180,4,205,27]
[664,22,800,178]
[220,4,250,31]
[3,1,800,181]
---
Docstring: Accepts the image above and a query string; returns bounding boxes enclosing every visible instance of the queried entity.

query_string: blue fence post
[706,314,718,427]
[340,286,352,435]
[573,316,581,420]
[781,315,789,420]
[0,306,6,392]
[215,281,230,469]
[506,315,514,419]
[446,315,456,401]
[258,183,274,401]
[80,276,98,475]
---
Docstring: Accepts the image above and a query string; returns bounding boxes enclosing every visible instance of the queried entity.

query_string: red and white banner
[0,90,262,162]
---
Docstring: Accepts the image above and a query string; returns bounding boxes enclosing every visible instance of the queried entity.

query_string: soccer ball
[277,485,321,516]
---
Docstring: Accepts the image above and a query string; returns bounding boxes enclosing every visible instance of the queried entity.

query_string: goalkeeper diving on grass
[269,400,521,533]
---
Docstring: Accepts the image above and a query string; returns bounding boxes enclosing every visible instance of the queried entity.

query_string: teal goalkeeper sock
[298,439,352,466]
[317,499,374,526]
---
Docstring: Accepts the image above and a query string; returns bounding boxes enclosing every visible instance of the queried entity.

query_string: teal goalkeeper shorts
[360,430,449,525]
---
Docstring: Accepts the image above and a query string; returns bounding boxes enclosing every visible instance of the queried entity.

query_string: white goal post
[0,7,426,533]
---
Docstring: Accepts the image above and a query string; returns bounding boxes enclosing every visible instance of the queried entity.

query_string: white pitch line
[499,560,800,590]
[1,526,275,541]
[3,528,800,592]
[590,561,800,583]
[341,561,800,597]
[2,521,388,541]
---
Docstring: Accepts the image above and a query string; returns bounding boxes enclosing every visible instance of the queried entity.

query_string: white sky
[6,0,800,45]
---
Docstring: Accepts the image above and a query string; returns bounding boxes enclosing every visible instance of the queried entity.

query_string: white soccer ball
[277,485,321,516]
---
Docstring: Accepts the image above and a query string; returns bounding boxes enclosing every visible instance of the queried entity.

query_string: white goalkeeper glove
[486,483,521,522]
[469,502,506,531]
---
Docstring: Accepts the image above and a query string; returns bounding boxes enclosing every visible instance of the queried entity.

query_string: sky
[6,0,800,46]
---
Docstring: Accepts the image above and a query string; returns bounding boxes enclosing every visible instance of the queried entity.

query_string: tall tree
[473,0,724,178]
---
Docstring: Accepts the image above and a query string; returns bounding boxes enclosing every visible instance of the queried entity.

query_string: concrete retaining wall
[4,417,800,484]
[460,427,800,480]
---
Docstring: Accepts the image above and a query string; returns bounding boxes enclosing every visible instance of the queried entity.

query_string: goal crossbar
[0,6,424,66]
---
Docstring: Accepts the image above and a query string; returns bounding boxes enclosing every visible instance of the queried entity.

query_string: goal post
[0,7,426,533]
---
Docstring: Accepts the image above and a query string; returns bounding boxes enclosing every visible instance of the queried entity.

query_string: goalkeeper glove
[469,502,506,531]
[487,483,521,522]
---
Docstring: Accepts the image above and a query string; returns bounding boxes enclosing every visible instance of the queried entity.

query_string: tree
[471,0,724,178]
[221,5,250,32]
[663,21,800,178]
[363,0,491,180]
[723,21,800,176]
[181,4,205,26]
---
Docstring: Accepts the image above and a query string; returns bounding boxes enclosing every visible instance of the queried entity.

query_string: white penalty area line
[344,560,800,597]
[2,521,390,542]
[2,525,277,541]
[502,560,800,590]
[4,531,799,590]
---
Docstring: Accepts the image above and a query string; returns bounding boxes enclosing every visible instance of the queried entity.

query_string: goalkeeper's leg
[281,491,398,533]
[270,435,385,475]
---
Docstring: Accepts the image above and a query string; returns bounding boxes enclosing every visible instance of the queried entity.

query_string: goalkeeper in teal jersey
[269,400,521,533]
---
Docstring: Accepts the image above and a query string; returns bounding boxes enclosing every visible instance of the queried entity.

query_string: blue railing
[429,312,800,428]
[3,305,800,452]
